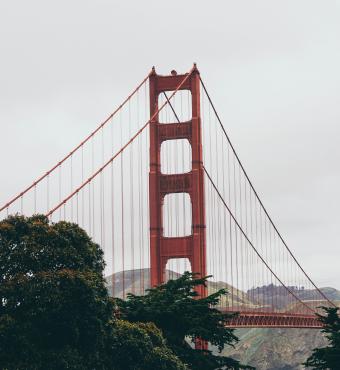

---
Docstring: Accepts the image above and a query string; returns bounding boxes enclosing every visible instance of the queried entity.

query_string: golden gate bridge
[0,65,335,328]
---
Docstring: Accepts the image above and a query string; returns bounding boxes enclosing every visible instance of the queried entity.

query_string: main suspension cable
[0,72,151,213]
[203,166,316,314]
[199,76,335,308]
[46,68,195,217]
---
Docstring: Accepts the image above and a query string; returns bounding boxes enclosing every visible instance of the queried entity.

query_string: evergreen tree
[304,306,340,369]
[115,271,254,370]
[107,320,187,370]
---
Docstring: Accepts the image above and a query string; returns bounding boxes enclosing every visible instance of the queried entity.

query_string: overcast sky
[1,1,339,288]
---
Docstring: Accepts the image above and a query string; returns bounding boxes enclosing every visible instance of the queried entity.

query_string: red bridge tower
[149,65,206,296]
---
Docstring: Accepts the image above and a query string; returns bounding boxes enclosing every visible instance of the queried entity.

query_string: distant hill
[106,268,256,308]
[106,269,340,370]
[222,327,327,370]
[247,284,340,310]
[223,285,340,370]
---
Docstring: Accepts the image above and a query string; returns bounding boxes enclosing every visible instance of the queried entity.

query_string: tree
[0,214,112,369]
[303,306,340,369]
[115,272,254,370]
[107,320,187,370]
[0,215,185,370]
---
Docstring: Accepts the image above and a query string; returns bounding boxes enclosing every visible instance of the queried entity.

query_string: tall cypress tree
[115,272,254,370]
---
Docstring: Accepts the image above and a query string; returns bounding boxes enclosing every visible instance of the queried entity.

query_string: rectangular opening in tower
[165,258,192,282]
[158,90,192,124]
[161,139,192,174]
[163,192,192,237]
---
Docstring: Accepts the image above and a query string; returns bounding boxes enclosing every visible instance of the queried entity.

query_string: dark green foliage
[0,215,185,370]
[0,215,112,369]
[304,306,340,369]
[0,214,105,278]
[115,272,254,370]
[107,320,187,370]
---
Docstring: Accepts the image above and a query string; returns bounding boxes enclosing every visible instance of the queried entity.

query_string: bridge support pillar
[149,66,206,297]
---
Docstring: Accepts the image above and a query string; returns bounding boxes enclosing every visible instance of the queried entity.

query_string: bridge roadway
[223,311,322,328]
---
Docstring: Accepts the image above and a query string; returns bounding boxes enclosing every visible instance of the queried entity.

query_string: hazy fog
[1,1,339,288]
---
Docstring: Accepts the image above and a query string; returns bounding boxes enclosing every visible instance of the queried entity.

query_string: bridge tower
[149,65,206,296]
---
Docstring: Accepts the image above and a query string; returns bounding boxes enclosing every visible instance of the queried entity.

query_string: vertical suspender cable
[70,155,73,222]
[120,109,125,299]
[81,144,84,227]
[34,184,37,214]
[111,117,115,297]
[129,99,135,294]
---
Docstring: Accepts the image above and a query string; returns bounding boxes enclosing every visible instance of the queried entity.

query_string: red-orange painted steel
[224,311,322,329]
[149,66,207,297]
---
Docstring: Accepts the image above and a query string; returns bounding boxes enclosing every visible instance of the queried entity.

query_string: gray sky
[1,1,340,288]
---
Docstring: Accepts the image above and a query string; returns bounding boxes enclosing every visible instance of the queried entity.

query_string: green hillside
[106,269,339,370]
[222,327,326,370]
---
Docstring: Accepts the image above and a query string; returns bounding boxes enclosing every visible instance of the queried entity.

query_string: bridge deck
[224,311,322,329]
